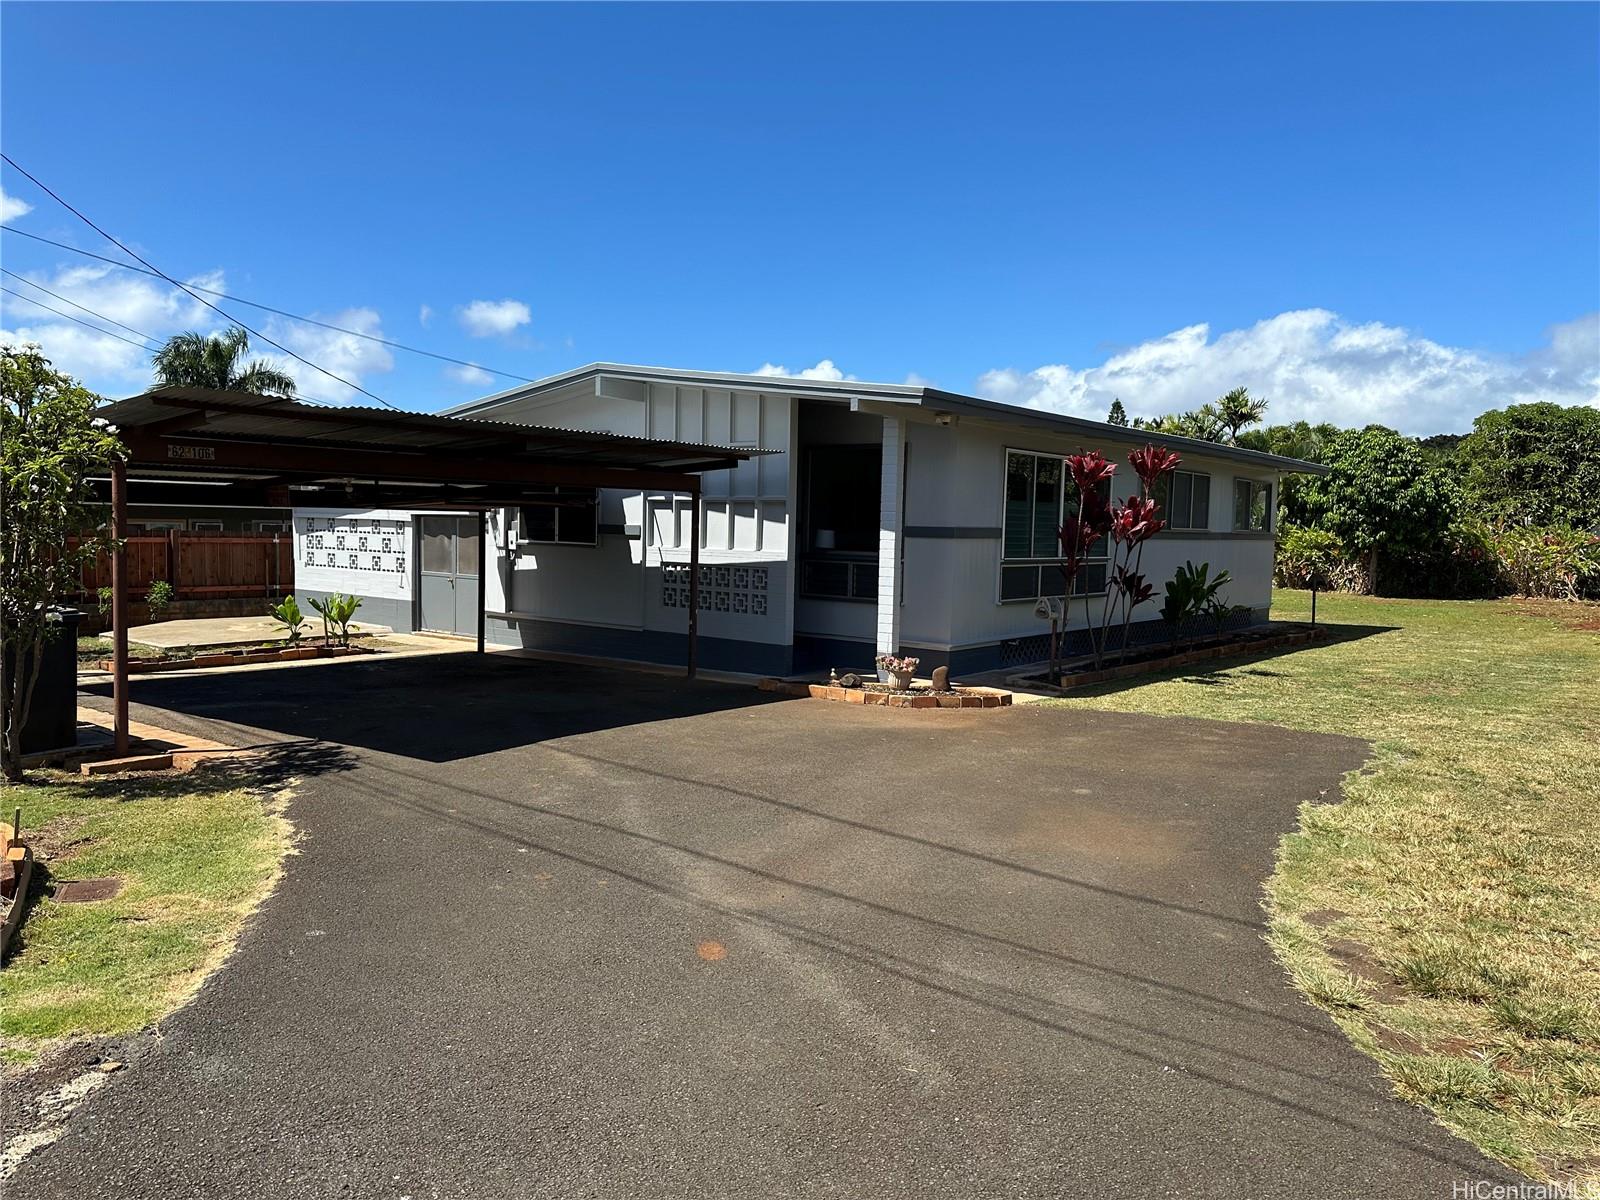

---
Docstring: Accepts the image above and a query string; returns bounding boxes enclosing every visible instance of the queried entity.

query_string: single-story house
[293,363,1323,676]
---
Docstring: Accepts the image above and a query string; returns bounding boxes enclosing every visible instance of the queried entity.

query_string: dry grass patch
[1044,590,1600,1185]
[1,766,291,1068]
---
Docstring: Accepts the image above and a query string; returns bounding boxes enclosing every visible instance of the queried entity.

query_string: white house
[293,363,1323,677]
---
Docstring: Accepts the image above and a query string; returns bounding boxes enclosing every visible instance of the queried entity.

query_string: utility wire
[1,285,159,351]
[1,155,403,409]
[1,266,162,346]
[1,223,540,386]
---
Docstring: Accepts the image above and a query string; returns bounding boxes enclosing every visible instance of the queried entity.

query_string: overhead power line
[1,223,541,386]
[1,266,163,346]
[1,285,159,351]
[1,154,402,409]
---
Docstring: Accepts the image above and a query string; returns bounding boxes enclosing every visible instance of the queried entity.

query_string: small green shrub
[145,579,174,620]
[96,585,114,618]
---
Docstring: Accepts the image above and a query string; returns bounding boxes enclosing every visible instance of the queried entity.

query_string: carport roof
[96,385,772,507]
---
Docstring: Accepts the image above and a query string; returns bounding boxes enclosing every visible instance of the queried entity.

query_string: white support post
[875,416,904,658]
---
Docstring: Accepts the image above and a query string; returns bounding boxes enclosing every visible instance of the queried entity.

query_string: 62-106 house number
[167,444,216,461]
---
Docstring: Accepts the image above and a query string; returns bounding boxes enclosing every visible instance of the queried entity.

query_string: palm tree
[1214,386,1268,444]
[152,327,297,397]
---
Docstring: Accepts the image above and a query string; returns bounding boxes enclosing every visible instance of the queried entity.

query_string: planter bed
[1012,624,1328,693]
[760,678,1012,709]
[97,644,374,674]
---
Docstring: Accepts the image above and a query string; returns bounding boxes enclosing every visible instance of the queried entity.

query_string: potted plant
[875,653,919,691]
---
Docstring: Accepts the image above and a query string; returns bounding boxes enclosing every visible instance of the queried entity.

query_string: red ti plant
[1053,452,1116,682]
[1109,447,1181,665]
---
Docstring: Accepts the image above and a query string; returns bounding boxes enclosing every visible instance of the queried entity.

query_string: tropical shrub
[269,594,306,644]
[308,592,362,647]
[1273,524,1355,591]
[1481,522,1600,600]
[1159,561,1232,646]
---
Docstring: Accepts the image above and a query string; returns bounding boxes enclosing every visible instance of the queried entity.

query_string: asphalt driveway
[14,653,1510,1198]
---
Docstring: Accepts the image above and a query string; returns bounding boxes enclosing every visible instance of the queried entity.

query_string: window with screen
[518,487,598,545]
[999,449,1109,603]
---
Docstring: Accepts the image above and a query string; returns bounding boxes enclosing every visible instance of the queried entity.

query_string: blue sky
[2,2,1596,434]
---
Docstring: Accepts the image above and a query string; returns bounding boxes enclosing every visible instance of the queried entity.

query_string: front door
[418,516,481,636]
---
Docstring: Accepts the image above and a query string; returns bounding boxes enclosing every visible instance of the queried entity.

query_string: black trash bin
[4,607,82,755]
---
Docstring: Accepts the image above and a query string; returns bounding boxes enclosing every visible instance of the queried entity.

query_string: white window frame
[190,519,225,532]
[998,447,1109,605]
[254,520,289,533]
[1161,470,1212,531]
[1232,477,1273,532]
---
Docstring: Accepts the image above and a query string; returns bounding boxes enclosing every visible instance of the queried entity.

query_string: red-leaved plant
[1057,444,1181,677]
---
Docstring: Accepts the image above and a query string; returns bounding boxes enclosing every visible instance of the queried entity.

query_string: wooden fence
[67,530,295,601]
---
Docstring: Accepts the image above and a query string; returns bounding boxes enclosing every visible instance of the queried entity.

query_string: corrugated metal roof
[98,386,773,471]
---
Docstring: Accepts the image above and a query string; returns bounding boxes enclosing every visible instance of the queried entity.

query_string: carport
[92,385,768,754]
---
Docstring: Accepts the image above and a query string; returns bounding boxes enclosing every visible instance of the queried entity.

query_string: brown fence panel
[64,531,294,600]
[174,531,295,598]
[67,536,167,597]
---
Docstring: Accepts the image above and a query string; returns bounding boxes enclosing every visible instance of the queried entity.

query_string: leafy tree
[2,345,126,780]
[1456,403,1600,529]
[1214,386,1268,444]
[1106,398,1128,427]
[152,326,297,397]
[1417,432,1464,463]
[1296,425,1462,592]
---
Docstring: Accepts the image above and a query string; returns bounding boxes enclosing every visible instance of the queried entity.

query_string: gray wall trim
[597,522,641,537]
[487,614,793,676]
[1172,530,1277,541]
[904,526,1002,540]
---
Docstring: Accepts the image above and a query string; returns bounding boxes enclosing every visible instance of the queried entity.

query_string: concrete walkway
[13,655,1519,1198]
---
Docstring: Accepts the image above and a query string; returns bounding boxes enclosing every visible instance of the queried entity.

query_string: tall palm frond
[151,326,296,398]
[1216,387,1269,444]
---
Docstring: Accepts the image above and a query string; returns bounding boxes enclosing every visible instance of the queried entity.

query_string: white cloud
[1,186,32,222]
[0,263,224,392]
[902,371,935,388]
[975,309,1600,436]
[446,363,494,387]
[262,307,395,404]
[458,298,531,338]
[418,304,433,327]
[752,358,856,382]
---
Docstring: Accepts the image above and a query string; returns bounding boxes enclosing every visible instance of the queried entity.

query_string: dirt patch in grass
[1043,590,1600,1187]
[1510,598,1600,633]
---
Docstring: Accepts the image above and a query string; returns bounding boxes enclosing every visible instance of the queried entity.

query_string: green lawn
[1044,590,1600,1186]
[1,767,290,1066]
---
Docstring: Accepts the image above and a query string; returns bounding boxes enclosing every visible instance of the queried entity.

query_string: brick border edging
[98,644,374,674]
[1010,626,1330,693]
[758,679,1013,709]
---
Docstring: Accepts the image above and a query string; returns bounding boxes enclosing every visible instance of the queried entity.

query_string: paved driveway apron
[17,654,1512,1198]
